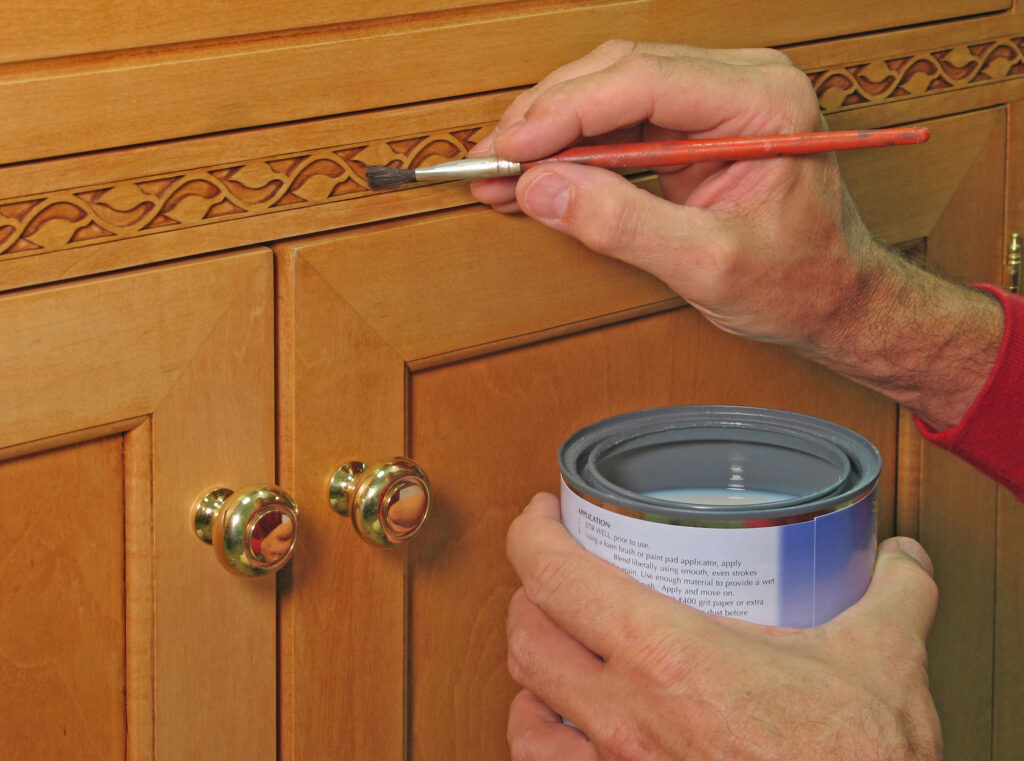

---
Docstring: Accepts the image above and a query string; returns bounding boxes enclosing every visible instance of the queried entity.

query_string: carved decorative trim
[808,36,1024,113]
[2,35,1023,259]
[0,126,489,258]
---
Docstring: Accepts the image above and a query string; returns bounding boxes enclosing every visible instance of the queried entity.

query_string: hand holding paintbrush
[488,41,992,761]
[366,127,929,190]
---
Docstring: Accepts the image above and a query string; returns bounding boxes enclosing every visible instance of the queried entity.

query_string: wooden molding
[0,125,489,259]
[1,33,1022,264]
[809,34,1024,112]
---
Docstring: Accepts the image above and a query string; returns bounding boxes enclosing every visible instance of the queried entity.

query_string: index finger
[493,46,820,163]
[507,492,718,660]
[487,41,799,148]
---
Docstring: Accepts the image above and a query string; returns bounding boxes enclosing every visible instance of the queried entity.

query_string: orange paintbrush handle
[520,127,930,170]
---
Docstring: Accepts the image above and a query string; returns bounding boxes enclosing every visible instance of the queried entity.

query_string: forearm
[802,238,1004,431]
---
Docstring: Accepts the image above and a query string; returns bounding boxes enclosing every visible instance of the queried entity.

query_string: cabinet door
[279,210,897,761]
[0,251,277,760]
[279,104,1013,761]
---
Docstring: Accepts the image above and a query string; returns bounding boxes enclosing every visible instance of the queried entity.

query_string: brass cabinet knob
[328,458,431,547]
[192,485,299,576]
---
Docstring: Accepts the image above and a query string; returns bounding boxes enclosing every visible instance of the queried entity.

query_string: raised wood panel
[0,437,125,760]
[408,307,897,761]
[0,1,1012,164]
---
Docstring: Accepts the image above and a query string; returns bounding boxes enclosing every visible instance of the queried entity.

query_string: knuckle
[575,192,645,255]
[592,715,650,761]
[522,550,574,600]
[504,627,536,687]
[758,47,796,67]
[504,594,536,684]
[594,38,639,60]
[615,50,670,81]
[506,644,528,686]
[765,62,821,115]
[507,732,532,761]
[629,624,700,687]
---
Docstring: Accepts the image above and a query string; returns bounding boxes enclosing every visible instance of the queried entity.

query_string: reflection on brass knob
[191,485,299,576]
[328,458,430,547]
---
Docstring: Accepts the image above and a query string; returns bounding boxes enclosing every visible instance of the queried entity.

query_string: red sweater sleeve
[916,285,1024,501]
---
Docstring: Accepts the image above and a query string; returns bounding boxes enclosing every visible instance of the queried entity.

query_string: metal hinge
[1008,233,1022,295]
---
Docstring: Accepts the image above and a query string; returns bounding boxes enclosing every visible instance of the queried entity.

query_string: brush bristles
[366,165,417,190]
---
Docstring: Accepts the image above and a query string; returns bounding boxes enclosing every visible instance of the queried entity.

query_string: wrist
[799,242,1003,430]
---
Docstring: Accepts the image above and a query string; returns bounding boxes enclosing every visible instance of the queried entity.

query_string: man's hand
[505,492,942,761]
[471,41,1003,430]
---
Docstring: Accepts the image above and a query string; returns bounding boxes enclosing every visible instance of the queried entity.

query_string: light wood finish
[0,0,1007,164]
[995,487,1024,760]
[0,0,501,63]
[994,97,1024,761]
[0,437,126,760]
[4,4,1024,760]
[0,253,265,447]
[279,103,1005,757]
[838,109,1003,245]
[149,253,277,760]
[3,16,1023,293]
[408,310,896,761]
[294,206,678,368]
[0,251,276,759]
[125,421,155,761]
[275,249,407,761]
[895,407,922,539]
[913,108,1007,761]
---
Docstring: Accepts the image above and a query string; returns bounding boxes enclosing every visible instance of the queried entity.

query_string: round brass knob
[191,485,299,576]
[328,458,431,547]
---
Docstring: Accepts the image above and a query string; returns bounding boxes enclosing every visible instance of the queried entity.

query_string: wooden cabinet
[1,3,1022,760]
[0,252,277,759]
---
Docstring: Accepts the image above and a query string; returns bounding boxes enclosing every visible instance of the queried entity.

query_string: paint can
[558,405,881,627]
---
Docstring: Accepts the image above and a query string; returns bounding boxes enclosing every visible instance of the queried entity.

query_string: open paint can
[558,405,881,627]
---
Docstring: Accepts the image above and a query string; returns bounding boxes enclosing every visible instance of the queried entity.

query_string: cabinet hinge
[1007,233,1022,295]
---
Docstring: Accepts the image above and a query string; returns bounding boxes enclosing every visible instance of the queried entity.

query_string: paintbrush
[365,126,929,190]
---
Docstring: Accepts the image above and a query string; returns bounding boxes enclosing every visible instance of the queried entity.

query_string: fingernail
[523,173,570,221]
[893,537,934,576]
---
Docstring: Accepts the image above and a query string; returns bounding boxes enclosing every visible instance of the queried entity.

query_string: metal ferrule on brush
[414,156,522,182]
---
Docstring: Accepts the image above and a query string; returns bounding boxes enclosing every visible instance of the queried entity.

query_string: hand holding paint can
[558,406,881,628]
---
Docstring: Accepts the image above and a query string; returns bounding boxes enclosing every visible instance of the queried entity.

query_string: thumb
[841,536,939,643]
[514,163,724,284]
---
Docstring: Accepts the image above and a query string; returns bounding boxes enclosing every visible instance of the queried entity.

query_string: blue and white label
[560,480,876,628]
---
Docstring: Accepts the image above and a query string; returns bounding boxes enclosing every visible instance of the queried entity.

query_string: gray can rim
[558,405,881,522]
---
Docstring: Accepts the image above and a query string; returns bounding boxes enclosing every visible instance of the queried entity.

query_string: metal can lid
[558,405,881,522]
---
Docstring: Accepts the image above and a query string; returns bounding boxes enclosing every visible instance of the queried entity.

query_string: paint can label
[561,479,877,627]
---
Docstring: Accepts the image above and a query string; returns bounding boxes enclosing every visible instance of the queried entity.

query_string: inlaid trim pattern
[808,36,1024,112]
[0,126,488,257]
[2,35,1023,260]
